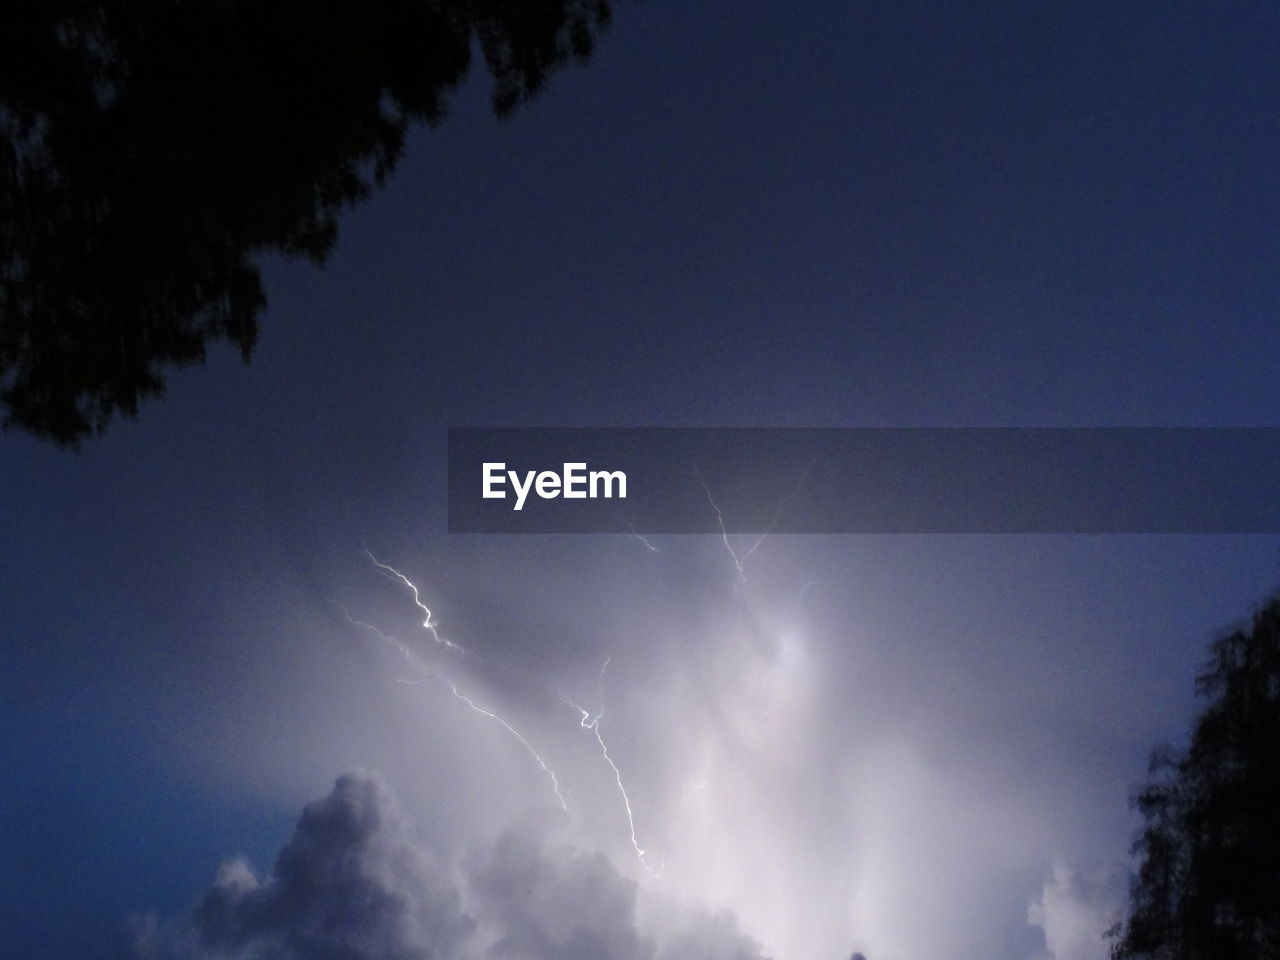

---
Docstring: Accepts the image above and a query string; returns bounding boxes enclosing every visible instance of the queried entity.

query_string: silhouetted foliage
[0,0,612,445]
[1111,594,1280,959]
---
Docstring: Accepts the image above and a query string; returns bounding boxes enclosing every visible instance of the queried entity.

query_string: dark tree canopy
[0,0,612,445]
[1112,594,1280,959]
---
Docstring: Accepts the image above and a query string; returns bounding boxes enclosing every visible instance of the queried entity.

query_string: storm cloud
[135,773,770,960]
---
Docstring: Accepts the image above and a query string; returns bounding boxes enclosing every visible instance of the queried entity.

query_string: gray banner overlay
[447,428,1280,534]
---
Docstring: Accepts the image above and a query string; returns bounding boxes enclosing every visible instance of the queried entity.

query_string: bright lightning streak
[344,553,672,868]
[404,673,568,812]
[563,660,664,878]
[364,551,465,653]
[333,596,566,812]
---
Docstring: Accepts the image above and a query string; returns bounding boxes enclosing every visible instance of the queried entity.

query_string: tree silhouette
[0,0,612,445]
[1111,594,1280,959]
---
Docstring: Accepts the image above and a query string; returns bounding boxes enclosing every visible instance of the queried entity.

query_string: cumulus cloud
[1026,861,1127,960]
[136,773,770,960]
[136,773,473,959]
[467,826,651,960]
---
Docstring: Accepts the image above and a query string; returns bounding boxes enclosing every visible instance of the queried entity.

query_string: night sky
[4,2,1280,959]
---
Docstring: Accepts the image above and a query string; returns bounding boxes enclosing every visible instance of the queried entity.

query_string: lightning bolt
[331,600,418,667]
[626,524,661,554]
[563,659,664,878]
[364,550,465,653]
[333,580,566,812]
[403,673,568,812]
[695,467,758,581]
[340,552,680,868]
[695,463,813,582]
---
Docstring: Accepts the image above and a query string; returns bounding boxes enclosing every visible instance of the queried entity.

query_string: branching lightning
[341,551,679,878]
[695,463,813,581]
[695,467,763,582]
[563,659,665,878]
[364,550,465,653]
[335,562,567,811]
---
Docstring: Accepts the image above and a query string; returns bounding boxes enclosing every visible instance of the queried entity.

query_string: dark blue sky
[4,2,1280,958]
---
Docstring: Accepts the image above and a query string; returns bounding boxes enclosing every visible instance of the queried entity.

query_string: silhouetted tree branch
[1111,594,1280,959]
[0,0,612,445]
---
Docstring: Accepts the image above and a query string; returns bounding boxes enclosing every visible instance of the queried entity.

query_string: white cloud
[1027,861,1127,960]
[136,773,770,960]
